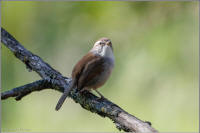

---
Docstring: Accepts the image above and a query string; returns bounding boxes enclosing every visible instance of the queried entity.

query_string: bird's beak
[106,41,113,51]
[106,40,111,46]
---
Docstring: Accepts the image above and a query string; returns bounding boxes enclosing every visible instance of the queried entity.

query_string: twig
[1,27,158,133]
[1,80,51,100]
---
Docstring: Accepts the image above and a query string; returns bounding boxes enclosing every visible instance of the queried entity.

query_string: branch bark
[1,27,158,133]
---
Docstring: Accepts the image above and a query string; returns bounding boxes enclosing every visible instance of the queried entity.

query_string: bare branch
[1,27,68,92]
[1,27,158,133]
[1,80,51,100]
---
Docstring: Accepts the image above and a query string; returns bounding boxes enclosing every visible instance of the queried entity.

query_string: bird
[55,37,115,111]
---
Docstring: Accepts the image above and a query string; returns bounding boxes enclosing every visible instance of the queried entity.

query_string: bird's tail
[55,79,75,111]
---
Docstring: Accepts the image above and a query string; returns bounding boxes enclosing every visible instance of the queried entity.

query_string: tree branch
[1,27,158,133]
[1,79,51,100]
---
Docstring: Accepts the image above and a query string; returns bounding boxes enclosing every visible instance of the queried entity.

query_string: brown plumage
[56,38,114,110]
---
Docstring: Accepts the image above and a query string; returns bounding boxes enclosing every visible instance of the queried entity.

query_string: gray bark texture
[1,27,158,133]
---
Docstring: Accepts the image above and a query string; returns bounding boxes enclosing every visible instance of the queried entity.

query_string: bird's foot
[95,90,108,101]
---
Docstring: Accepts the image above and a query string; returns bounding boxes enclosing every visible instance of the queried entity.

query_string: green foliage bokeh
[1,1,198,132]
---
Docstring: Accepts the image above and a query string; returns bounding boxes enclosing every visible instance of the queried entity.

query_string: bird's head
[91,37,114,58]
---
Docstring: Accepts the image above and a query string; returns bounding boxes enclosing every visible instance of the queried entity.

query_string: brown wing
[71,52,102,85]
[56,53,96,111]
[72,52,96,78]
[77,56,105,89]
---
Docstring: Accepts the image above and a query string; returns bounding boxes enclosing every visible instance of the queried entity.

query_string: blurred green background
[1,1,198,132]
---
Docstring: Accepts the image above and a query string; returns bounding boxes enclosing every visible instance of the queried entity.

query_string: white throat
[91,44,114,61]
[99,45,114,60]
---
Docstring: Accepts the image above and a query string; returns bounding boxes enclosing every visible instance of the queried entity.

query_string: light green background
[1,1,199,132]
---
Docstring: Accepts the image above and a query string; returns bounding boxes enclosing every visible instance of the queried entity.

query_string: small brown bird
[56,37,115,110]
